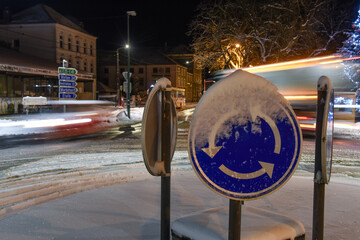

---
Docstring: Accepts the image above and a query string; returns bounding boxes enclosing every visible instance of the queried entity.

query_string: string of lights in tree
[341,8,360,57]
[339,7,360,90]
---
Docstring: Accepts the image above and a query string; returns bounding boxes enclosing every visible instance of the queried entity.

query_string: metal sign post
[161,89,172,240]
[229,200,243,239]
[188,70,302,239]
[141,78,177,240]
[312,76,334,240]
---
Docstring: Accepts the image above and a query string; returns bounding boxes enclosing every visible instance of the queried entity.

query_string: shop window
[0,74,6,97]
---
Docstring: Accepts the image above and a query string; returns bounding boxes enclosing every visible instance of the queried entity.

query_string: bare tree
[188,0,356,70]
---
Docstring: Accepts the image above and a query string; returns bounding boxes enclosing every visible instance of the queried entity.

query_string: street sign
[315,76,334,184]
[59,93,77,99]
[123,81,132,93]
[141,78,177,176]
[58,67,77,75]
[59,80,77,87]
[188,70,302,200]
[59,74,77,81]
[122,71,132,81]
[59,87,77,93]
[141,77,177,239]
[22,96,47,106]
[312,76,334,240]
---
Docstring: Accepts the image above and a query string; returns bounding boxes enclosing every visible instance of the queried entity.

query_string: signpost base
[161,176,171,240]
[229,199,243,240]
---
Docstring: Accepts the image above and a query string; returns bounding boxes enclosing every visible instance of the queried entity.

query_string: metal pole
[313,183,325,240]
[229,199,243,240]
[127,14,131,119]
[312,85,327,240]
[161,176,170,240]
[161,89,171,240]
[116,49,120,106]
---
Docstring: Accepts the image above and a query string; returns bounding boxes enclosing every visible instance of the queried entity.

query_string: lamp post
[126,10,136,119]
[116,48,120,106]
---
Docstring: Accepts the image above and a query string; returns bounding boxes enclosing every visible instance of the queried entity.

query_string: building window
[90,45,93,56]
[84,62,87,72]
[120,68,125,73]
[139,78,144,86]
[76,61,80,70]
[68,59,72,67]
[90,63,94,73]
[139,68,144,74]
[159,68,164,73]
[68,38,72,51]
[130,68,134,73]
[83,43,87,54]
[76,41,80,52]
[104,68,109,74]
[84,82,92,92]
[165,67,170,73]
[153,67,158,73]
[59,36,63,48]
[13,39,20,50]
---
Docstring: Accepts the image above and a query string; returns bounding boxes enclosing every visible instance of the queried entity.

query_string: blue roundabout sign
[188,70,302,200]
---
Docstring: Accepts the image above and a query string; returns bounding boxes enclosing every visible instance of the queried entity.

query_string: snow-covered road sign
[188,70,302,200]
[142,78,177,176]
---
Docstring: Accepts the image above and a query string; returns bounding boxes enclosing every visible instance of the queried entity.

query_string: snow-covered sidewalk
[0,170,358,240]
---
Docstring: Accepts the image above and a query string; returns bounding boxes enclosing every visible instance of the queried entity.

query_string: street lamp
[116,48,120,106]
[126,10,136,119]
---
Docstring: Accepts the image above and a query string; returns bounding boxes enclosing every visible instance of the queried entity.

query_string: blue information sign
[188,70,302,200]
[59,93,77,99]
[59,80,77,87]
[59,74,77,81]
[59,87,77,93]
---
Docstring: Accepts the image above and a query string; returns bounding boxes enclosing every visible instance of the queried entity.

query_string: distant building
[97,45,202,102]
[0,4,97,107]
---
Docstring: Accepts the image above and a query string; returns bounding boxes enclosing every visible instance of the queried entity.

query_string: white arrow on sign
[201,106,280,180]
[219,161,274,179]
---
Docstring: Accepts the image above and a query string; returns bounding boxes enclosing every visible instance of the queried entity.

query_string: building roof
[6,4,89,34]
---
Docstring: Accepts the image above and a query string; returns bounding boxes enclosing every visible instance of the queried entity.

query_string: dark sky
[0,0,203,50]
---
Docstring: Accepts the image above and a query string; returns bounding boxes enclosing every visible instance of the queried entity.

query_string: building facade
[97,46,202,103]
[0,4,97,105]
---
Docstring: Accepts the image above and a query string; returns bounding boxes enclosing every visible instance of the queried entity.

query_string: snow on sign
[188,70,302,200]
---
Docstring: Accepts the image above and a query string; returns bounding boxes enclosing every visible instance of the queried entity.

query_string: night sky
[0,0,203,50]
